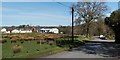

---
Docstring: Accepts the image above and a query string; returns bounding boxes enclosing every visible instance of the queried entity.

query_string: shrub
[0,39,7,43]
[41,40,46,44]
[36,49,39,51]
[11,37,20,43]
[11,39,17,43]
[12,45,22,54]
[36,40,41,44]
[20,41,24,44]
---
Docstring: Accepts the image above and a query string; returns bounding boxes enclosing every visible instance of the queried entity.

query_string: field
[1,33,92,58]
[3,40,64,58]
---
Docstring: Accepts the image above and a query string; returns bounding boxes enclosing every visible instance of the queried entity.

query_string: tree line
[52,2,118,43]
[70,2,119,43]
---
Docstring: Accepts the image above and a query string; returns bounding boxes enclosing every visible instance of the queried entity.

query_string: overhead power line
[52,0,71,8]
[56,2,71,8]
[54,1,75,46]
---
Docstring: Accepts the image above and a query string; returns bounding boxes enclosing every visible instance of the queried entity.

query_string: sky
[1,0,120,2]
[2,2,119,26]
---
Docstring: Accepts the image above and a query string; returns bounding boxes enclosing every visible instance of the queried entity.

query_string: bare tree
[74,2,108,37]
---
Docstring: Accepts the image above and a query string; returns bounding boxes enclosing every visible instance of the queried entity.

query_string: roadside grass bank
[2,40,64,58]
[2,33,94,58]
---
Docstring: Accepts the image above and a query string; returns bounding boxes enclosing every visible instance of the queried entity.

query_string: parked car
[99,35,106,39]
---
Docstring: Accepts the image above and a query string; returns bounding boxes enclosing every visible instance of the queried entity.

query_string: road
[42,36,120,58]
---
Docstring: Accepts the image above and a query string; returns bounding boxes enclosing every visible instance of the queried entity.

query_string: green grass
[2,39,63,58]
[0,44,2,60]
[2,33,92,58]
[77,37,95,41]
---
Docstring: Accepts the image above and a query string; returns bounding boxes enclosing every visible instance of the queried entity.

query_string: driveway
[42,37,120,58]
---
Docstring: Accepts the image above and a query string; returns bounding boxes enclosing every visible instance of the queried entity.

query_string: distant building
[6,31,10,33]
[11,29,33,33]
[39,28,59,34]
[26,30,32,33]
[1,28,11,33]
[12,29,20,33]
[1,28,7,33]
[19,29,32,33]
[0,28,7,33]
[0,28,33,34]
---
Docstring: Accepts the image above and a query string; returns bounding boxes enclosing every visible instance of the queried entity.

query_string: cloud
[19,12,70,20]
[2,6,71,26]
[2,7,19,12]
[106,13,111,17]
[2,7,71,21]
[2,12,71,26]
[3,12,71,21]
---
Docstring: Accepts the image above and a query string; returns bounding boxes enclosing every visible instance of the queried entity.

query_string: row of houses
[1,28,32,33]
[0,28,59,34]
[39,28,59,34]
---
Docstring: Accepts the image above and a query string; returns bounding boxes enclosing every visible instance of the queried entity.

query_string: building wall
[39,28,59,33]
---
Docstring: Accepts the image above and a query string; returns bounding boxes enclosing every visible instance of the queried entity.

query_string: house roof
[40,28,58,30]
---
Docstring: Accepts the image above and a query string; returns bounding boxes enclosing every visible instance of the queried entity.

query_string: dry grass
[2,33,65,44]
[18,33,62,39]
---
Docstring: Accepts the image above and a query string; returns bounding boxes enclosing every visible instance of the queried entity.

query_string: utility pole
[72,7,74,43]
[55,2,74,48]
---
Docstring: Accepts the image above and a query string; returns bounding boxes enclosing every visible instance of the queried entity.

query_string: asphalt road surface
[42,37,120,58]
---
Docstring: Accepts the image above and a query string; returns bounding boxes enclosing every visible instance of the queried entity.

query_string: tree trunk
[86,26,89,38]
[115,33,120,44]
[86,23,90,38]
[113,26,120,44]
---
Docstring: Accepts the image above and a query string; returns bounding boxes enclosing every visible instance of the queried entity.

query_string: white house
[1,28,32,33]
[11,29,32,33]
[26,30,32,33]
[19,30,32,33]
[51,28,59,33]
[1,28,7,33]
[12,29,20,33]
[6,31,10,33]
[39,28,59,34]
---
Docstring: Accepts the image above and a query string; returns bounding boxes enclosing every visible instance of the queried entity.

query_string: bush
[20,41,24,44]
[0,39,7,43]
[56,39,84,48]
[11,38,18,43]
[12,45,22,54]
[36,40,41,44]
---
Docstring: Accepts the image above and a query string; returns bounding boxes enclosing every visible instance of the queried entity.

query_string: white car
[99,35,106,39]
